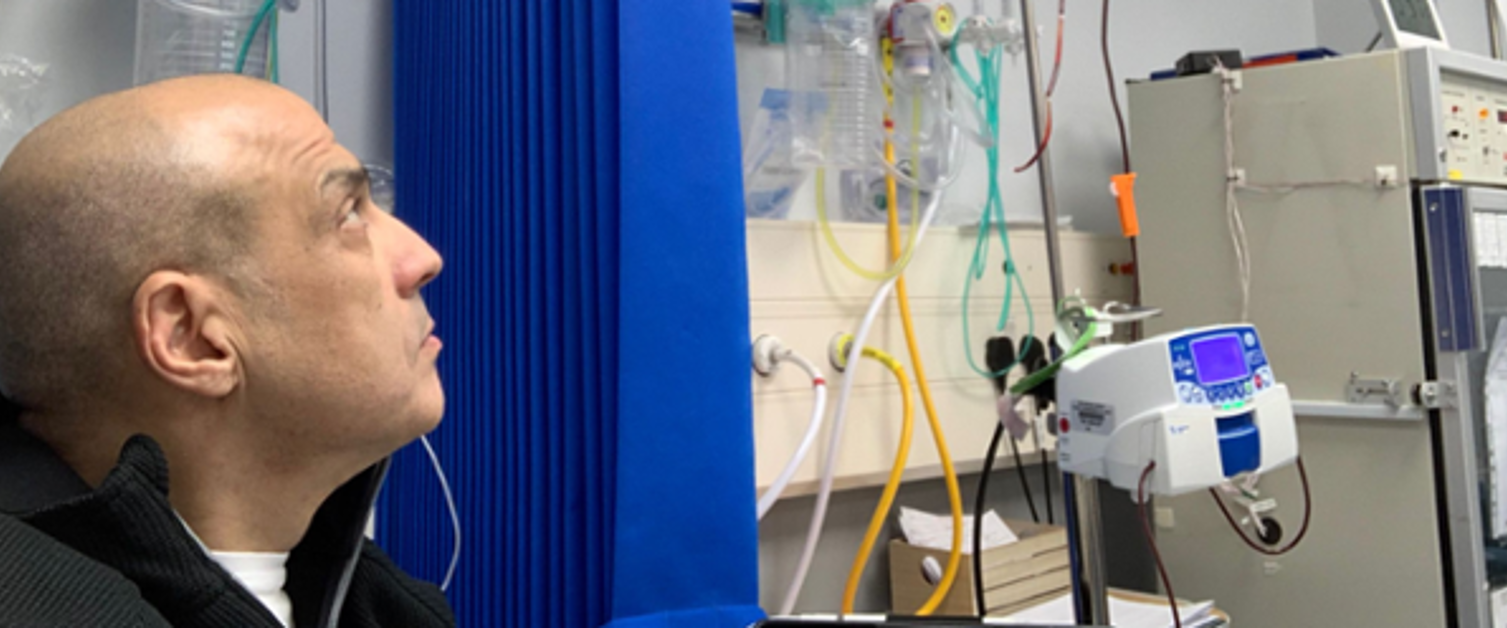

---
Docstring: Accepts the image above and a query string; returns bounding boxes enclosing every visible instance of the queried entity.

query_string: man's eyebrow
[320,168,370,197]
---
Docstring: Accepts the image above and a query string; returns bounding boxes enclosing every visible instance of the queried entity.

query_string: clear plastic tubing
[787,0,877,169]
[135,0,269,85]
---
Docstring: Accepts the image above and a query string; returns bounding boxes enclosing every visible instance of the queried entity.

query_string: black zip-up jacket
[0,407,456,628]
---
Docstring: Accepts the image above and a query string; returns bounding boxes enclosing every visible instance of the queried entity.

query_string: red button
[1255,375,1263,388]
[1059,417,1071,433]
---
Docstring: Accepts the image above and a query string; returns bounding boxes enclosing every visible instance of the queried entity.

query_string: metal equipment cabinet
[1129,48,1507,628]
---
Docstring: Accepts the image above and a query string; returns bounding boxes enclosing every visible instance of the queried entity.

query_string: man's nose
[391,216,443,298]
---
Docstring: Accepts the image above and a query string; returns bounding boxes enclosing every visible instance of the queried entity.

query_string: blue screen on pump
[1192,335,1249,385]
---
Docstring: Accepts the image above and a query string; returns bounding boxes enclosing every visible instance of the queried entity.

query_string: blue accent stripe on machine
[1217,413,1262,478]
[1423,187,1480,352]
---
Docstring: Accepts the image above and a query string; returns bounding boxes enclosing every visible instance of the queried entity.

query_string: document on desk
[999,592,1223,628]
[897,507,1016,554]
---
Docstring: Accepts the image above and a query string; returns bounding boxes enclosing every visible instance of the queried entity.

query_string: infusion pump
[1056,325,1298,496]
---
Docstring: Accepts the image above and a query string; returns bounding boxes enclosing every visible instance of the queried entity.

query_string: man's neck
[20,411,343,552]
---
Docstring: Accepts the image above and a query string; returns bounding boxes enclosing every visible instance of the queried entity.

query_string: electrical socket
[752,335,786,376]
[828,333,854,373]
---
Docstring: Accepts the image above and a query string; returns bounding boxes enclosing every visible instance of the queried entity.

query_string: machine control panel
[1167,326,1273,413]
[1438,73,1507,184]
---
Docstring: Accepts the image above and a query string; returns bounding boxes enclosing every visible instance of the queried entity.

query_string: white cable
[1216,65,1252,322]
[419,434,462,592]
[756,351,829,521]
[868,122,964,192]
[778,186,946,615]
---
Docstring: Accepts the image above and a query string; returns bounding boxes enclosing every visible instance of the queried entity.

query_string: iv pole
[1018,0,1111,623]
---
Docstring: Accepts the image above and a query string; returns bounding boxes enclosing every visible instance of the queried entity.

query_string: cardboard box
[888,520,1070,616]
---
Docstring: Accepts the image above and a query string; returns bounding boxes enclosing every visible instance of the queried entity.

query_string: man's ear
[132,271,241,398]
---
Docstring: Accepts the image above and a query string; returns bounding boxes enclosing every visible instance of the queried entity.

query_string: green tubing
[953,40,1037,379]
[234,0,278,75]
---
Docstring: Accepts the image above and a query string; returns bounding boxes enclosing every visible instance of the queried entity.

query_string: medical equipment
[830,336,915,614]
[751,336,828,521]
[785,0,878,169]
[1056,324,1298,495]
[1370,0,1449,50]
[1128,45,1507,628]
[134,0,280,85]
[744,89,808,219]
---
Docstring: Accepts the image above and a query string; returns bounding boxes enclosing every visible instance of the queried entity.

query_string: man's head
[0,75,444,482]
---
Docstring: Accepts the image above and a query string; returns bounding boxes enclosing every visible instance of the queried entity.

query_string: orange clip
[1110,172,1140,238]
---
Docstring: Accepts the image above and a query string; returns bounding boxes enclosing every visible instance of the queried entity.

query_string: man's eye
[340,202,366,227]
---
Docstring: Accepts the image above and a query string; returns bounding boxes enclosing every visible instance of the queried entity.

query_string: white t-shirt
[207,550,295,628]
[176,515,296,627]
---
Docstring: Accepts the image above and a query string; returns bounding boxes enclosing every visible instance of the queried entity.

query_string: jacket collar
[0,400,90,513]
[0,402,388,628]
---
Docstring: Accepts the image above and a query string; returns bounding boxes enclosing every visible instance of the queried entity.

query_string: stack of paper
[897,507,1017,554]
[1000,592,1224,628]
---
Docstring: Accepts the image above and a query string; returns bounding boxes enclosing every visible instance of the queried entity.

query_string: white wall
[1313,0,1492,55]
[736,0,1319,234]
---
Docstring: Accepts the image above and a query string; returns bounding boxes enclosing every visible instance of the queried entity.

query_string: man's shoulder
[338,540,456,627]
[0,512,172,627]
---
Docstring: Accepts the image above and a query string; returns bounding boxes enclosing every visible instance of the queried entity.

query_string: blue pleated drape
[376,2,763,627]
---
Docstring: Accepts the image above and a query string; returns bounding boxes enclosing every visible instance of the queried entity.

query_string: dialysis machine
[1129,47,1507,628]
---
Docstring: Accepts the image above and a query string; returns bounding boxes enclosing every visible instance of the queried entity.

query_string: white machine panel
[1056,325,1298,496]
[1408,49,1507,185]
[1437,74,1507,182]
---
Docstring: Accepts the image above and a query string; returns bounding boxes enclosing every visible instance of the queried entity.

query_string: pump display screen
[1191,335,1249,385]
[1388,0,1443,39]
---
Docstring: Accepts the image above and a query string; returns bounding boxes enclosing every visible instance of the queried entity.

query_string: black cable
[986,337,1041,526]
[974,422,1005,617]
[1101,0,1131,174]
[1138,462,1182,628]
[1038,443,1054,525]
[1366,31,1384,52]
[1008,435,1040,523]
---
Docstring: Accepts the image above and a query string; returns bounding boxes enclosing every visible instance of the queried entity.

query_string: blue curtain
[377,2,763,627]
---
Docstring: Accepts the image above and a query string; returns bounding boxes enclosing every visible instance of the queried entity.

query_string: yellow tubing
[840,338,915,614]
[890,92,965,616]
[815,167,923,281]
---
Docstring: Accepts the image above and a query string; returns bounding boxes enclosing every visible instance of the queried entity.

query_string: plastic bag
[785,0,878,169]
[0,54,50,136]
[743,88,809,219]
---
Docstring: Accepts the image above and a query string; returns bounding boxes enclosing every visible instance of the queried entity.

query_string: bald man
[0,76,455,627]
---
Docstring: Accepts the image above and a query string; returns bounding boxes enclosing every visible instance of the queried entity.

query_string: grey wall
[0,1,391,167]
[0,0,136,158]
[1042,0,1318,234]
[1313,0,1492,55]
[277,0,394,167]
